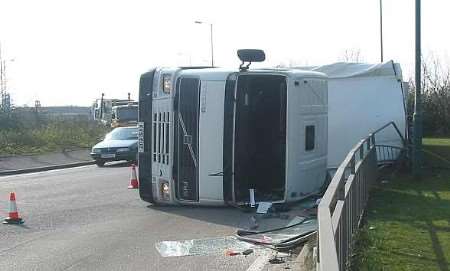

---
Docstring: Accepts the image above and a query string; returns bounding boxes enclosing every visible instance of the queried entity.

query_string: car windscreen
[105,128,138,140]
[117,107,138,120]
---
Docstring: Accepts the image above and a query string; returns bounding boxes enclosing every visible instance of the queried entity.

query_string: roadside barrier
[3,192,24,224]
[317,122,406,270]
[128,164,139,189]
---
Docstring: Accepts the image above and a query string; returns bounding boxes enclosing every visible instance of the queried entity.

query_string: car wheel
[95,160,106,167]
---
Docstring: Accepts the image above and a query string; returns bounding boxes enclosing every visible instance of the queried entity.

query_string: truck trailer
[300,61,407,170]
[137,50,406,206]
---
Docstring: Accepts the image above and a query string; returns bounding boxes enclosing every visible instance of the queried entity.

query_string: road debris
[237,218,317,250]
[155,236,255,257]
[225,249,240,256]
[249,216,259,230]
[256,202,272,214]
[249,189,256,207]
[268,255,285,264]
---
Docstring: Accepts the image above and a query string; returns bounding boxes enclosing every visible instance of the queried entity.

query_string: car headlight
[116,147,130,152]
[92,148,101,153]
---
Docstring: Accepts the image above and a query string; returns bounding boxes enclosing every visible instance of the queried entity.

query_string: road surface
[0,164,261,271]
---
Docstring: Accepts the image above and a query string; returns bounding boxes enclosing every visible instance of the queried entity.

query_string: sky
[0,0,449,106]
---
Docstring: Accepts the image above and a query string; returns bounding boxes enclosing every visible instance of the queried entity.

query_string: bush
[0,112,110,156]
[408,57,450,137]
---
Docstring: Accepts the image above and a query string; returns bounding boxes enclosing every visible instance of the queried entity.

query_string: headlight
[161,181,170,201]
[162,74,172,94]
[116,147,130,152]
[92,148,101,153]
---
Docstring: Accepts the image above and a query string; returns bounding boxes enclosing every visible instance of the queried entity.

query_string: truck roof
[175,67,327,81]
[294,60,402,80]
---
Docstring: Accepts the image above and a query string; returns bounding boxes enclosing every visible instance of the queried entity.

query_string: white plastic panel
[327,76,406,168]
[198,80,226,203]
[285,77,328,201]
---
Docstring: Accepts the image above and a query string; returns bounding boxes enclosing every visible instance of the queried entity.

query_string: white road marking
[0,165,95,180]
[246,252,272,271]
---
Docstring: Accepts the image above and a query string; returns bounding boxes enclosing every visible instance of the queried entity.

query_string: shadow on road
[147,205,252,229]
[146,202,315,231]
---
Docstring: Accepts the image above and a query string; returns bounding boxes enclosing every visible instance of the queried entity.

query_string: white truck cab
[138,50,328,206]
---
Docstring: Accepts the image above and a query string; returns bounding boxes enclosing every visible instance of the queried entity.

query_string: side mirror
[237,49,266,62]
[237,49,265,71]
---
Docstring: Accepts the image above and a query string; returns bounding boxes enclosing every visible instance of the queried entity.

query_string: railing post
[338,175,345,200]
[350,154,356,174]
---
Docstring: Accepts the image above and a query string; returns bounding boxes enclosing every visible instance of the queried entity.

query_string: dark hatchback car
[91,126,138,167]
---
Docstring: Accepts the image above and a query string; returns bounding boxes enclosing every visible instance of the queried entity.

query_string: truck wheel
[95,160,106,167]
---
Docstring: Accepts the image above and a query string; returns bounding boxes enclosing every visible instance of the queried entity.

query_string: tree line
[408,57,450,137]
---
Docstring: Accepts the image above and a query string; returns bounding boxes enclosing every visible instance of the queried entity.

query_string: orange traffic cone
[3,192,24,224]
[128,164,139,189]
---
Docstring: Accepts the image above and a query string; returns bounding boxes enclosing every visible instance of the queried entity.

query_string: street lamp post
[0,43,5,104]
[0,43,15,112]
[195,21,214,67]
[412,0,422,176]
[379,0,384,62]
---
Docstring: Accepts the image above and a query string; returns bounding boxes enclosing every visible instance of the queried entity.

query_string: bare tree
[408,55,450,136]
[340,48,364,63]
[275,59,309,69]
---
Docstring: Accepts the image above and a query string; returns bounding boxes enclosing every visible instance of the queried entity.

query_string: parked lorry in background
[111,102,138,128]
[91,95,137,126]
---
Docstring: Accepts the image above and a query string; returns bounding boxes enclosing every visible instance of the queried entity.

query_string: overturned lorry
[137,50,406,206]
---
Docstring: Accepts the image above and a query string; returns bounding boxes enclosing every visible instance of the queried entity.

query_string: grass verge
[0,117,110,156]
[351,138,450,271]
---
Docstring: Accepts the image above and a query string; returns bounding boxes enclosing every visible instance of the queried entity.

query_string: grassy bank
[0,116,110,156]
[351,138,450,270]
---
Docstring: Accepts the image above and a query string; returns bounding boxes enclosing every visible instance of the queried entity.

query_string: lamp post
[379,0,384,62]
[100,93,105,120]
[0,43,15,112]
[195,21,214,67]
[412,0,422,176]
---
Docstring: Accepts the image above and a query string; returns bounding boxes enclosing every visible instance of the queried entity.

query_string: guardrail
[316,121,405,271]
[376,145,403,164]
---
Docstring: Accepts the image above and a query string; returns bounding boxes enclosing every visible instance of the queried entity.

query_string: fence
[316,122,406,271]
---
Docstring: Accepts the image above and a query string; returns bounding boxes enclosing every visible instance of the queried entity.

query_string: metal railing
[316,121,405,271]
[376,145,403,164]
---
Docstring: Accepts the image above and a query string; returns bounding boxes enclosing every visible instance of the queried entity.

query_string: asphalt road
[0,164,262,271]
